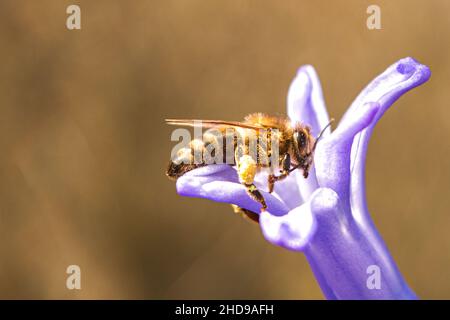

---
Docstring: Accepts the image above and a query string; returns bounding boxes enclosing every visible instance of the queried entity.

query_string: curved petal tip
[396,57,431,81]
[260,198,318,252]
[287,64,330,138]
[395,57,431,92]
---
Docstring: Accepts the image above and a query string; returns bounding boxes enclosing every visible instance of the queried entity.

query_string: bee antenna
[312,118,334,151]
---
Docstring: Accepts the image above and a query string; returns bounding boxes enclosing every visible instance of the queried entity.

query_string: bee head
[293,119,334,158]
[290,120,334,178]
[293,126,314,158]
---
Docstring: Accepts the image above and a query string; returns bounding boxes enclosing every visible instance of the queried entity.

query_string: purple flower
[175,57,431,299]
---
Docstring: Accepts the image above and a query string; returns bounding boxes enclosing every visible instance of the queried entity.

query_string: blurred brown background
[0,0,448,299]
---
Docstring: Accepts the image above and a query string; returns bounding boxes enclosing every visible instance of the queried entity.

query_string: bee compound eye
[297,132,307,148]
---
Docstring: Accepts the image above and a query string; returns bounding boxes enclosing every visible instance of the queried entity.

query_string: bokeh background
[0,0,448,299]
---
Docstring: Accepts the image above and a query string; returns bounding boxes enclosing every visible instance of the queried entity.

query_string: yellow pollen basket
[237,155,257,185]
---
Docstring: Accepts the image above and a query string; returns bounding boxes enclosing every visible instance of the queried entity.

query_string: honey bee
[166,113,332,221]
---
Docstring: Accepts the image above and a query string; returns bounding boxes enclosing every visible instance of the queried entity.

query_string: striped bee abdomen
[166,126,280,180]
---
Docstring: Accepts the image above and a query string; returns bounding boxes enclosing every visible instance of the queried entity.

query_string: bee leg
[268,154,291,193]
[244,183,267,212]
[268,171,290,193]
[302,162,311,179]
[303,170,309,179]
[235,153,267,212]
[231,205,260,223]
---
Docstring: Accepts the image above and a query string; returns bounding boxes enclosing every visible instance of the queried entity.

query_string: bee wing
[165,119,267,131]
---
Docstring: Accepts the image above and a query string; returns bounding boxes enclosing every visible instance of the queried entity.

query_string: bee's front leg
[303,166,309,179]
[236,154,267,212]
[268,154,290,193]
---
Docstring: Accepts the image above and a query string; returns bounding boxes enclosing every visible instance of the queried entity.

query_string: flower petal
[341,58,431,224]
[314,103,379,209]
[287,65,331,200]
[176,165,289,215]
[287,65,331,137]
[259,191,320,251]
[254,170,303,209]
[304,188,417,300]
[341,57,431,126]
